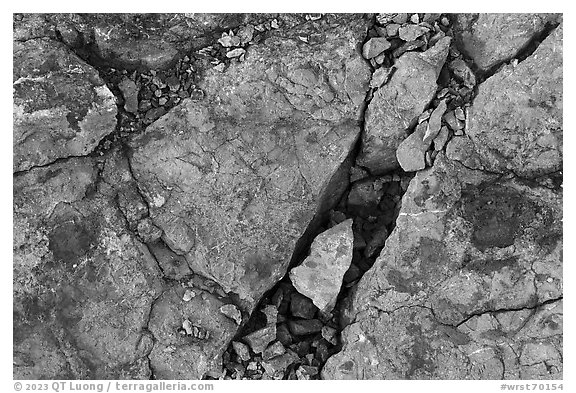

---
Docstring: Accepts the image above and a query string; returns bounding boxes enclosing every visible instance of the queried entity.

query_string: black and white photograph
[9,6,567,390]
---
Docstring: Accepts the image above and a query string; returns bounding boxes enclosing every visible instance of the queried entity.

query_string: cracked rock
[13,38,117,172]
[13,152,163,379]
[289,219,354,313]
[323,154,562,379]
[452,13,561,71]
[357,37,451,174]
[129,18,370,321]
[464,24,563,177]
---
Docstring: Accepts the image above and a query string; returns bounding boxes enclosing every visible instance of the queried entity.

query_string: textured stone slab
[13,153,164,379]
[13,38,116,172]
[464,24,563,177]
[452,13,560,71]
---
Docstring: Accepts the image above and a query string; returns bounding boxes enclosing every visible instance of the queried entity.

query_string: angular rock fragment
[289,219,354,312]
[357,37,451,174]
[262,341,286,360]
[13,38,117,172]
[396,122,429,172]
[220,304,243,325]
[464,24,563,177]
[398,25,429,42]
[449,59,476,88]
[321,326,338,345]
[232,341,251,361]
[261,350,299,378]
[452,13,560,71]
[433,126,450,151]
[242,305,278,354]
[118,77,140,113]
[362,37,391,59]
[424,100,447,141]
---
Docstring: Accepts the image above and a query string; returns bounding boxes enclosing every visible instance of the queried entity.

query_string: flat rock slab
[464,24,563,177]
[13,152,164,379]
[452,13,560,71]
[289,219,354,312]
[13,38,116,172]
[322,154,562,379]
[357,37,450,174]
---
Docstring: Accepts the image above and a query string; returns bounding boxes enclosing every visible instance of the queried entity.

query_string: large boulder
[128,15,371,378]
[13,38,116,172]
[322,154,562,379]
[13,152,164,379]
[452,13,560,71]
[462,24,563,177]
[357,37,450,174]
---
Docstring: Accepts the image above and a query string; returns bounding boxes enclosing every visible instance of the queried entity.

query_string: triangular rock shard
[289,219,354,313]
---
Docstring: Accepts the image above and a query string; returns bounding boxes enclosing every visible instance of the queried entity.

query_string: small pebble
[182,319,194,336]
[220,304,243,325]
[226,48,246,58]
[182,289,196,302]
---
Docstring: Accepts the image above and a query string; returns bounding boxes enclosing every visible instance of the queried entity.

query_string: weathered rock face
[322,154,563,379]
[128,15,370,378]
[47,13,269,71]
[452,13,560,71]
[357,37,450,174]
[13,152,164,379]
[147,285,239,379]
[130,15,370,306]
[289,219,354,312]
[13,38,117,172]
[323,19,563,381]
[462,24,563,177]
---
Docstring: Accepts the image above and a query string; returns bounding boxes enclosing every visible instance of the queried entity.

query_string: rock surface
[452,13,560,71]
[13,38,117,172]
[13,152,164,379]
[46,14,264,71]
[464,24,563,177]
[129,15,370,307]
[323,154,563,379]
[127,15,370,378]
[13,13,563,381]
[357,37,450,174]
[289,219,354,312]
